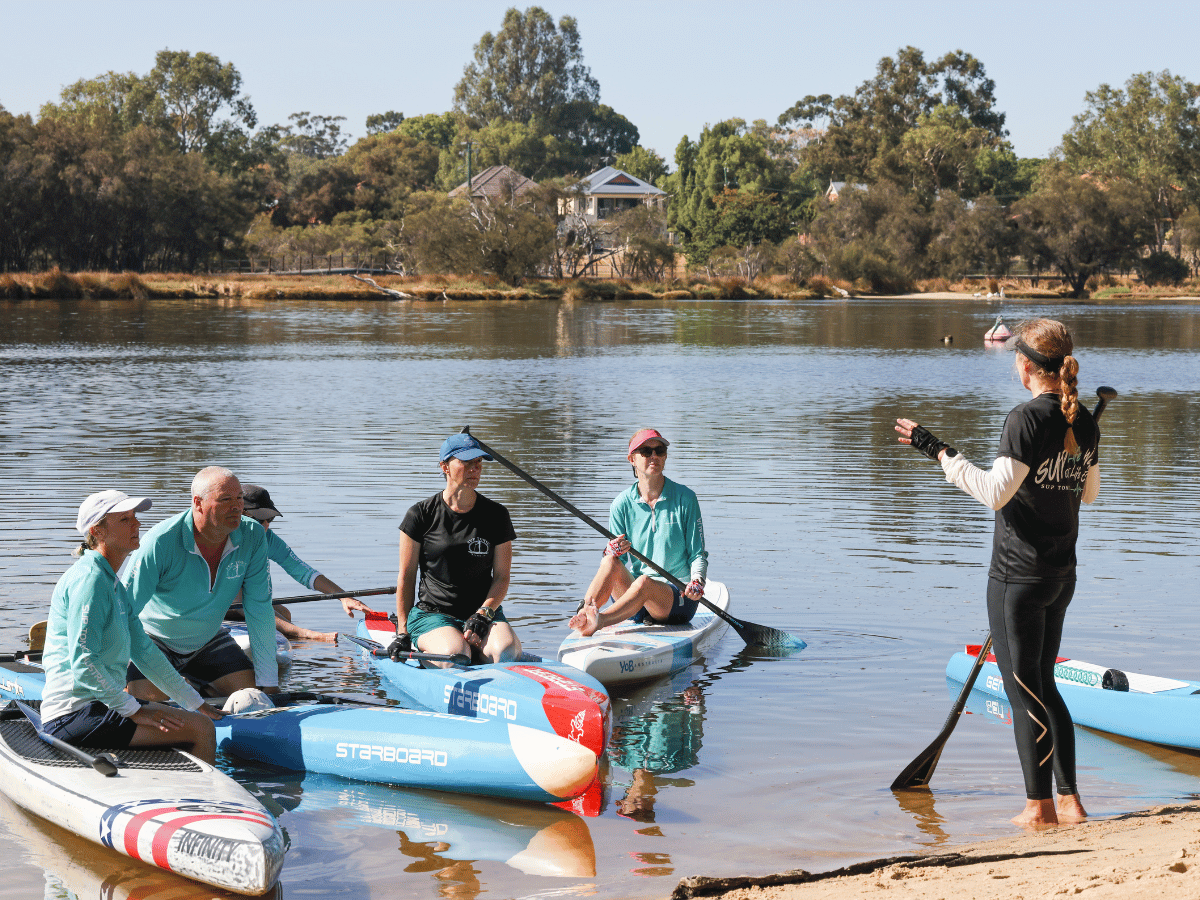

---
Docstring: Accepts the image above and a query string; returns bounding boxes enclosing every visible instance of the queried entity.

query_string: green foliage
[404,188,556,284]
[780,47,1007,186]
[277,112,347,159]
[1136,251,1191,286]
[671,118,809,264]
[397,112,460,150]
[614,146,669,186]
[454,6,599,127]
[807,182,930,289]
[1059,70,1200,252]
[365,110,405,135]
[143,50,256,154]
[1013,165,1149,297]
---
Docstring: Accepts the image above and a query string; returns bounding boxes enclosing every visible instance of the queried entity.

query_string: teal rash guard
[40,550,204,722]
[124,510,277,687]
[610,477,708,585]
[265,527,321,591]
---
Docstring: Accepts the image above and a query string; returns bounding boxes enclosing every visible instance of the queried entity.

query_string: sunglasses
[635,445,668,458]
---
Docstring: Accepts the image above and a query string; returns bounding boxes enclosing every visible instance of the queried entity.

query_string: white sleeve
[940,453,1029,511]
[1081,465,1100,504]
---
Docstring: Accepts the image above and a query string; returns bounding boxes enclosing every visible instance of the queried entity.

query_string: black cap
[242,484,282,521]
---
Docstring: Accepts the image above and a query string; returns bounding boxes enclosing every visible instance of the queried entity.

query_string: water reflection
[3,296,1200,898]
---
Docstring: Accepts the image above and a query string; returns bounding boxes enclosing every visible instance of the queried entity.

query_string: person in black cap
[896,318,1099,827]
[387,433,521,664]
[227,484,375,642]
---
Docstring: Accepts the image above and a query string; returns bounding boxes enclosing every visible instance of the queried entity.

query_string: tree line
[2,6,1199,295]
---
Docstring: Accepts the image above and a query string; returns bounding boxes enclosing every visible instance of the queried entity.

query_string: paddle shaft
[14,700,119,776]
[228,585,395,612]
[891,386,1117,790]
[341,633,473,668]
[459,427,803,649]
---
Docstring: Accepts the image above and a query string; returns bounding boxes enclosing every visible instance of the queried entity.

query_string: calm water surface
[2,296,1199,899]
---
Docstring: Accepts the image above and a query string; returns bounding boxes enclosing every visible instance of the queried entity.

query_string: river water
[1,295,1198,899]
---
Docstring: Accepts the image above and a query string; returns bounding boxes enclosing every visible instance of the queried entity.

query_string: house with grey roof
[560,166,667,223]
[448,165,539,203]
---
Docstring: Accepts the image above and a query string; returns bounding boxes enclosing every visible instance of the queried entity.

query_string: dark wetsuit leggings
[986,578,1078,801]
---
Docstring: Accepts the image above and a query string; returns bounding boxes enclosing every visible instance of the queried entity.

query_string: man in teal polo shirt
[124,466,279,699]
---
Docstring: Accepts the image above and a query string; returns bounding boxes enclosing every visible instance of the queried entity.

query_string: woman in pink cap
[38,491,222,763]
[570,428,708,637]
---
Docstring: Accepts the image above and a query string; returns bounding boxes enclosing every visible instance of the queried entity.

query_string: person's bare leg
[417,625,472,668]
[1012,797,1058,827]
[131,704,218,764]
[483,622,521,663]
[575,577,675,637]
[1057,792,1087,822]
[209,669,257,697]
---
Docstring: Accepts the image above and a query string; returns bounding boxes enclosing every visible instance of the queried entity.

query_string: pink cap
[628,428,670,454]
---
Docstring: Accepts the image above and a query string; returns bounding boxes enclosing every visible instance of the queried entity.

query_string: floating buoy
[983,315,1012,342]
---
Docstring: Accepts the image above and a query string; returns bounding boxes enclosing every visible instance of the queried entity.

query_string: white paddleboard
[557,580,730,687]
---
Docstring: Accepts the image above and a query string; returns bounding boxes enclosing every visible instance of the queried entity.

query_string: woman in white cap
[226,484,375,643]
[38,490,222,763]
[387,433,521,664]
[570,428,708,637]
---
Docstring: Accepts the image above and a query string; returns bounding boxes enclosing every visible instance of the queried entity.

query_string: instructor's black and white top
[940,393,1100,581]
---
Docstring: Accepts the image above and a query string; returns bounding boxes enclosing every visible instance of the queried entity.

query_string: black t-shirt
[400,492,516,618]
[990,393,1100,583]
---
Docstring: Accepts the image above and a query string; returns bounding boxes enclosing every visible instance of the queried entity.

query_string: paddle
[459,426,806,651]
[14,699,119,777]
[341,633,473,668]
[891,386,1118,791]
[227,585,396,613]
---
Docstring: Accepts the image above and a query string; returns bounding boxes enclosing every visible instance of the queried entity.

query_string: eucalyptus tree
[780,47,1008,189]
[452,6,638,178]
[1013,165,1149,297]
[1059,70,1200,253]
[366,110,405,135]
[454,6,598,127]
[669,118,801,265]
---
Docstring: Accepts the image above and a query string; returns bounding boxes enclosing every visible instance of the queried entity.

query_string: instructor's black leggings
[986,578,1077,801]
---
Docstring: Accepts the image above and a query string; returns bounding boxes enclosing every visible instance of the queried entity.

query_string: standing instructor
[896,318,1100,827]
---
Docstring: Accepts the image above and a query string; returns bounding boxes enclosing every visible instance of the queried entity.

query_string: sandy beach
[674,802,1200,899]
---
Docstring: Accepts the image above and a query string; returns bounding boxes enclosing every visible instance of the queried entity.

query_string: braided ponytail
[1014,319,1080,454]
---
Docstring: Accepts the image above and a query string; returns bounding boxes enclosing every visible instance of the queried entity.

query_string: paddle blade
[891,735,947,790]
[727,615,807,652]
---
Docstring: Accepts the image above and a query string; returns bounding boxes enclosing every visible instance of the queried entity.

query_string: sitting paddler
[40,490,222,764]
[123,467,280,700]
[569,428,708,637]
[387,433,521,665]
[223,484,375,643]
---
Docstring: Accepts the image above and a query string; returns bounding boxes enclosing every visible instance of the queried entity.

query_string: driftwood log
[350,274,417,299]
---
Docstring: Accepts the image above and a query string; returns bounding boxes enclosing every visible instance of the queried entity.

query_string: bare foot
[1011,798,1058,828]
[1057,793,1087,822]
[569,604,600,637]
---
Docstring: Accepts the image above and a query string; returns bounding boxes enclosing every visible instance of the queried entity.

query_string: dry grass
[5,270,1195,303]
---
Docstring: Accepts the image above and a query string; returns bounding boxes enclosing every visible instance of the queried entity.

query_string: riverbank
[675,801,1200,900]
[4,269,1199,302]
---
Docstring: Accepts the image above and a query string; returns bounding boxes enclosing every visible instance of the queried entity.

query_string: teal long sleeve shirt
[40,550,204,722]
[610,477,708,584]
[124,509,277,687]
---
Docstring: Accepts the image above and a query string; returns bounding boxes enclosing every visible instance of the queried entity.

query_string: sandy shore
[673,802,1200,899]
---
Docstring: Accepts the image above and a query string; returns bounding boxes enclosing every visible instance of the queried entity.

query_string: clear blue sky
[3,0,1198,166]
